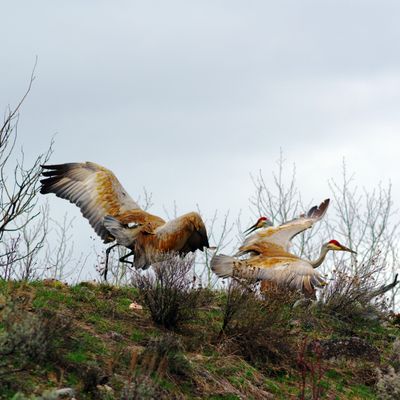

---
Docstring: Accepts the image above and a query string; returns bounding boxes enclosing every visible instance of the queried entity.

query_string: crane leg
[119,250,135,266]
[104,243,119,281]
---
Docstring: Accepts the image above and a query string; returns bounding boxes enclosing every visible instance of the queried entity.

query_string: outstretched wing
[255,258,326,293]
[211,254,326,292]
[40,162,164,243]
[239,199,330,255]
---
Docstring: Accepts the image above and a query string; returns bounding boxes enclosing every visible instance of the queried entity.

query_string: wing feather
[240,199,330,255]
[40,162,153,242]
[256,259,326,290]
[211,254,326,291]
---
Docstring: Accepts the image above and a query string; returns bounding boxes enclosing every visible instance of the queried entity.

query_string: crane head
[244,216,273,235]
[326,239,357,254]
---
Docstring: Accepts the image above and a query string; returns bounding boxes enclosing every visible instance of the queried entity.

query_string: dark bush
[320,260,398,323]
[0,301,71,363]
[220,279,297,368]
[132,254,208,330]
[120,334,190,400]
[141,333,191,377]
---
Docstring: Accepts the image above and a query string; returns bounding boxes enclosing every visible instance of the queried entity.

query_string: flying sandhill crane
[40,162,210,280]
[212,199,356,296]
[237,199,331,258]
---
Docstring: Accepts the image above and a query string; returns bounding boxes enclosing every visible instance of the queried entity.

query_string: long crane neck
[310,245,330,269]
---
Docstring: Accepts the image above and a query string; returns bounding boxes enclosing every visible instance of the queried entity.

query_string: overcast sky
[1,1,400,279]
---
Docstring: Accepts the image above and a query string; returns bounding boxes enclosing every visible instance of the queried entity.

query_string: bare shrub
[0,72,86,283]
[297,339,325,400]
[120,334,189,400]
[220,279,296,367]
[390,337,400,372]
[0,204,50,281]
[0,300,71,365]
[13,204,49,280]
[219,279,258,336]
[0,203,88,282]
[141,333,190,378]
[320,260,398,322]
[131,254,208,330]
[44,213,90,282]
[326,162,399,308]
[0,66,53,281]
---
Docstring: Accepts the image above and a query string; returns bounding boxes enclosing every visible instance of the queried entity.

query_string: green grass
[32,287,67,309]
[65,372,80,386]
[0,281,398,400]
[130,328,145,342]
[65,349,88,363]
[348,384,376,399]
[264,378,281,394]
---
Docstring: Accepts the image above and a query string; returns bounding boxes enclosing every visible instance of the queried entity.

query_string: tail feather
[211,254,235,278]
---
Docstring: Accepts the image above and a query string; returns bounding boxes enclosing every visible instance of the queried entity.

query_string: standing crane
[212,199,356,296]
[40,162,210,280]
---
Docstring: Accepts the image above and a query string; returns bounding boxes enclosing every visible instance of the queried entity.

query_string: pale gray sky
[1,1,400,278]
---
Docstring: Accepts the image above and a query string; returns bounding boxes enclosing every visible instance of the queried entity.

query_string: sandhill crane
[239,199,330,257]
[40,162,210,280]
[212,199,356,296]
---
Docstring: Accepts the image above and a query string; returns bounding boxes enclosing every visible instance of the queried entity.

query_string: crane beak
[244,223,258,235]
[341,245,357,254]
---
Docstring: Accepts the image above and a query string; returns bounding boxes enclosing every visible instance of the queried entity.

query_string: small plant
[320,259,398,322]
[376,366,400,400]
[390,337,400,371]
[0,300,70,363]
[0,299,72,396]
[141,333,190,377]
[120,334,188,400]
[219,279,258,337]
[219,279,296,367]
[132,254,208,330]
[297,338,326,400]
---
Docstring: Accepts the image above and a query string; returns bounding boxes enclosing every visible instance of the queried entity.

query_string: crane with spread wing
[41,162,210,280]
[212,199,356,295]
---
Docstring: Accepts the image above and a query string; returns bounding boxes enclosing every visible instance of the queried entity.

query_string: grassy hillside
[0,279,399,399]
